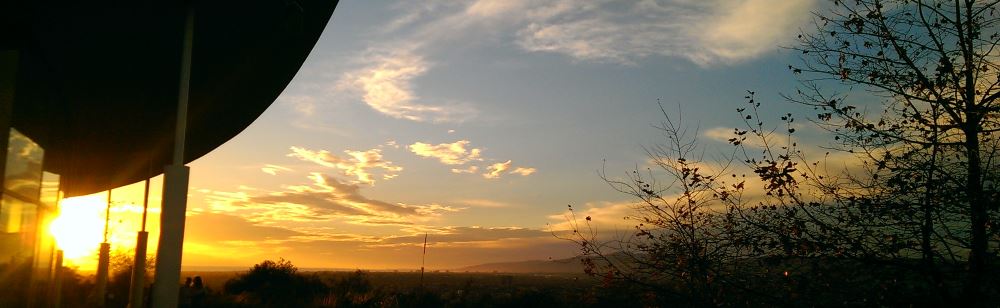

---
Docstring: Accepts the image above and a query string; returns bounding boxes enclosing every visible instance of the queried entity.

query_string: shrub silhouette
[330,270,378,307]
[224,259,327,307]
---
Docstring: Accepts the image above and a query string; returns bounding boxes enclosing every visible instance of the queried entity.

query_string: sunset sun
[49,196,106,267]
[48,191,157,269]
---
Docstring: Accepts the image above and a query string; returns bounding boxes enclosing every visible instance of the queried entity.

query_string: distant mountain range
[456,256,586,273]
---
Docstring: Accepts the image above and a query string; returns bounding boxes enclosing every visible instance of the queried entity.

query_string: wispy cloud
[455,198,510,208]
[378,226,550,246]
[409,140,483,165]
[510,167,537,176]
[289,146,402,185]
[339,51,476,122]
[261,164,293,176]
[450,165,479,174]
[281,95,318,117]
[212,173,459,226]
[383,0,815,67]
[514,0,816,66]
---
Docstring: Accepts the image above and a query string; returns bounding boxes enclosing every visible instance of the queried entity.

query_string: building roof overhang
[2,0,339,196]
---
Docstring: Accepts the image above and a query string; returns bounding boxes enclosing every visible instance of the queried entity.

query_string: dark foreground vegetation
[8,257,670,307]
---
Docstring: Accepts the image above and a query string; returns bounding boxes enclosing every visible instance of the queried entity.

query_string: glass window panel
[4,129,43,200]
[39,172,60,208]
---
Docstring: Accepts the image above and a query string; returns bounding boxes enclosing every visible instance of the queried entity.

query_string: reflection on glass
[0,195,21,233]
[0,195,38,261]
[40,172,60,208]
[4,129,44,199]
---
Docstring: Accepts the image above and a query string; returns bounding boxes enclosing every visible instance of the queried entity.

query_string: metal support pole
[151,5,194,308]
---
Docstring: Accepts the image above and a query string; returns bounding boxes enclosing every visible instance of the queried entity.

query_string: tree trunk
[965,124,986,303]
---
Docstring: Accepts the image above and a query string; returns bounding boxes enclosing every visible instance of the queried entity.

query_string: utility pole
[420,233,427,288]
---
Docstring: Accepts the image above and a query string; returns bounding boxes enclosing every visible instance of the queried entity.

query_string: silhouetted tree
[224,258,327,307]
[560,103,774,306]
[787,0,1000,302]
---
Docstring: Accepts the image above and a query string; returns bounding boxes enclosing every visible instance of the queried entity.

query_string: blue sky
[66,0,836,270]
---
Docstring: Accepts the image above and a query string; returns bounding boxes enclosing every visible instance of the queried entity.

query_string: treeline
[45,258,651,307]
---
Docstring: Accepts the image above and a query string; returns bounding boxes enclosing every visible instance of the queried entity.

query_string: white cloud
[483,160,512,179]
[699,0,816,64]
[409,140,483,165]
[288,146,403,185]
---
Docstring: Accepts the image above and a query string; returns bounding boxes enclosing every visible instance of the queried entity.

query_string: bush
[224,259,328,307]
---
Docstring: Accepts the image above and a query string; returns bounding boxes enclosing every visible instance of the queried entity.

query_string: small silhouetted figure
[191,276,206,308]
[179,277,193,308]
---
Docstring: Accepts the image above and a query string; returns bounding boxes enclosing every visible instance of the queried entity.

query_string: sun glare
[49,195,107,267]
[48,185,162,270]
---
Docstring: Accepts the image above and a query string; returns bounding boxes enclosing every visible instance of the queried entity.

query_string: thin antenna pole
[141,178,150,232]
[420,233,427,287]
[104,189,112,242]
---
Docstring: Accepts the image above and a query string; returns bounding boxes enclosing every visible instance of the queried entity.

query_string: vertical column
[128,231,148,308]
[151,5,194,308]
[94,190,113,307]
[128,177,151,308]
[49,250,63,308]
[94,243,110,307]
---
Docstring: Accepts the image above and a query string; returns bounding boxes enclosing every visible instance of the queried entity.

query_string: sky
[55,0,831,271]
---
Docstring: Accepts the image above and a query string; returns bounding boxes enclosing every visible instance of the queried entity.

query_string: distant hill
[456,256,585,273]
